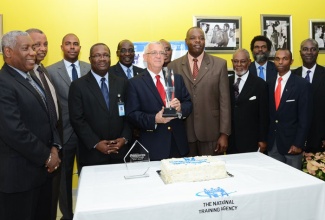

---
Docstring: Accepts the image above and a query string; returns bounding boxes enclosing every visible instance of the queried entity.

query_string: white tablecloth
[73,152,325,220]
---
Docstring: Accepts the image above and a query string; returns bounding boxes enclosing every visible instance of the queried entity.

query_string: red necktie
[274,77,282,110]
[193,58,199,79]
[155,75,166,106]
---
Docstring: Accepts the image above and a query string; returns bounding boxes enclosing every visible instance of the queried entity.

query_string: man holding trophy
[126,41,192,161]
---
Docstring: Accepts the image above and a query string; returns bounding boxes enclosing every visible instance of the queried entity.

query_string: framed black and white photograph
[193,16,241,53]
[261,14,292,60]
[309,19,325,52]
[0,14,3,54]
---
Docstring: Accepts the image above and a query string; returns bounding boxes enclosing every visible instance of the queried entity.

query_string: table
[73,152,325,220]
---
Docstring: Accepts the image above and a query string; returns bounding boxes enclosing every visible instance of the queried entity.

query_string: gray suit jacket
[47,60,90,145]
[168,52,231,142]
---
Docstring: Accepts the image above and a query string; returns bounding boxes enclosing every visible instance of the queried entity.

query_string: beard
[254,51,270,63]
[234,69,248,76]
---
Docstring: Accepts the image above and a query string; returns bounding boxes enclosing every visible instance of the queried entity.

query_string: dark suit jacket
[125,70,192,160]
[293,65,325,153]
[228,72,269,153]
[68,71,131,167]
[249,61,277,85]
[109,62,144,79]
[267,72,312,155]
[168,52,231,142]
[0,63,60,193]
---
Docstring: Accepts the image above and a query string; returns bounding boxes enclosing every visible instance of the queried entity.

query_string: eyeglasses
[90,54,110,59]
[232,60,248,65]
[146,51,166,56]
[118,48,135,54]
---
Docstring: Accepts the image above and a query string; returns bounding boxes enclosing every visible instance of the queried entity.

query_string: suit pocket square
[286,99,295,102]
[249,96,256,100]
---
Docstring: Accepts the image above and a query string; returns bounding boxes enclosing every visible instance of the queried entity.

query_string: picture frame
[0,14,3,54]
[260,14,292,60]
[193,16,241,53]
[309,19,325,53]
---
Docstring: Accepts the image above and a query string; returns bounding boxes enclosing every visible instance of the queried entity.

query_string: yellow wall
[1,0,325,67]
[1,0,325,187]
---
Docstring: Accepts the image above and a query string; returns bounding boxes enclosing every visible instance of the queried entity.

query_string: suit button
[275,120,278,123]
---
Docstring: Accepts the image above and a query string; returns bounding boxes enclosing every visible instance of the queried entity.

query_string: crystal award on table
[123,140,150,179]
[162,68,178,118]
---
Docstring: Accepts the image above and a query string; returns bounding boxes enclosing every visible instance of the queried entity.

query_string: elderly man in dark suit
[69,43,131,170]
[0,31,61,220]
[47,33,90,220]
[126,41,192,160]
[168,27,231,156]
[267,49,312,169]
[249,35,277,84]
[293,38,325,153]
[227,49,269,154]
[109,39,144,79]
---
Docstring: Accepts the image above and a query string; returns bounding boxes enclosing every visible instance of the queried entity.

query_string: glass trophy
[123,140,150,179]
[162,68,178,117]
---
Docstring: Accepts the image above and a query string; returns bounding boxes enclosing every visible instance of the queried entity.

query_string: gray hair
[1,30,29,53]
[143,41,164,53]
[233,48,250,59]
[300,38,319,51]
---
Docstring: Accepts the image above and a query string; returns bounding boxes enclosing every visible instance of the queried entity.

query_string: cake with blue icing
[160,156,227,184]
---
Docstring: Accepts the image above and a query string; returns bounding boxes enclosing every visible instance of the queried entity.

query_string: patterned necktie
[71,63,78,81]
[258,66,265,81]
[37,66,58,123]
[155,75,166,106]
[101,78,109,109]
[305,70,311,83]
[192,58,199,79]
[126,68,132,79]
[26,72,47,109]
[274,77,283,110]
[233,77,241,100]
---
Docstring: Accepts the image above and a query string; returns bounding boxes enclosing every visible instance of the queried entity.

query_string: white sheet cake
[160,156,227,184]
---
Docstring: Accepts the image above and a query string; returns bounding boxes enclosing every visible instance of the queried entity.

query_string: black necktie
[233,77,241,100]
[71,63,78,81]
[305,70,311,83]
[37,66,58,123]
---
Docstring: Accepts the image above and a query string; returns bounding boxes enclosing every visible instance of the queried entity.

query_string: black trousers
[0,178,52,220]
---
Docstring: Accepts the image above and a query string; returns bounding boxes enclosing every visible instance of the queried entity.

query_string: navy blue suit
[126,70,192,160]
[267,72,312,155]
[249,61,277,85]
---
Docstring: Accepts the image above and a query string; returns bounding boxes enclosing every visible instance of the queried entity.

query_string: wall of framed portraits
[0,0,324,186]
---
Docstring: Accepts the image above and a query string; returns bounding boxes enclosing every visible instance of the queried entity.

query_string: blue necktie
[71,63,78,81]
[305,70,311,83]
[126,68,132,79]
[258,66,265,81]
[101,78,109,109]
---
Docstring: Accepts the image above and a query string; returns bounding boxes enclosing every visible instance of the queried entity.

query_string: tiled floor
[55,190,77,220]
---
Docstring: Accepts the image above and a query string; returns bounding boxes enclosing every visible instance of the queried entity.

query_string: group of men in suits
[1,26,325,220]
[228,34,325,170]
